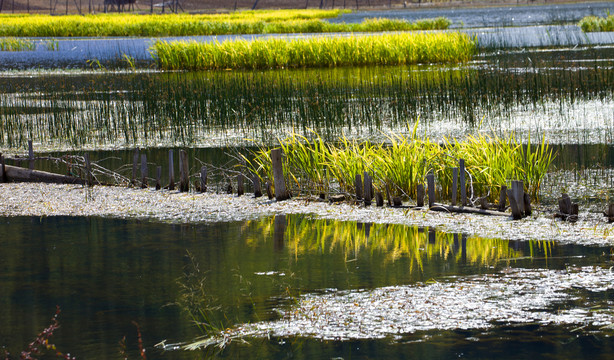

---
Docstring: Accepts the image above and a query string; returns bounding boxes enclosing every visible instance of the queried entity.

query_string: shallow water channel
[1,214,614,359]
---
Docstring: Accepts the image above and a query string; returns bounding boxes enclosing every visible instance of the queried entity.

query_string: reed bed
[243,129,555,202]
[0,11,449,37]
[0,37,34,51]
[0,59,612,152]
[152,32,475,70]
[579,14,614,32]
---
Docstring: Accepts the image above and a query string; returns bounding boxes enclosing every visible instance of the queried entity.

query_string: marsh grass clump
[0,37,34,51]
[0,11,449,37]
[579,13,614,32]
[152,32,475,70]
[243,128,555,203]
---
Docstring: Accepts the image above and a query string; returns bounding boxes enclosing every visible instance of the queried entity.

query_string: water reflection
[1,50,613,151]
[0,215,608,359]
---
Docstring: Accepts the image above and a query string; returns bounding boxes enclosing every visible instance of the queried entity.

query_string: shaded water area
[2,214,614,359]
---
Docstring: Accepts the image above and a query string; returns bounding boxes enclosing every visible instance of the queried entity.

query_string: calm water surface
[1,215,613,359]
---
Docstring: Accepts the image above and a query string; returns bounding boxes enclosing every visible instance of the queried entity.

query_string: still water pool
[1,215,613,359]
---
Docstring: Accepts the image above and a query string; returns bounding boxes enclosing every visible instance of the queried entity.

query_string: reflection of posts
[273,215,286,251]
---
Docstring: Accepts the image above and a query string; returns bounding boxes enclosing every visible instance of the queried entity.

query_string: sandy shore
[1,182,612,246]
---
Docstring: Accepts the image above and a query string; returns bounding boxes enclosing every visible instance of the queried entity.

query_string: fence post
[451,167,458,206]
[427,173,435,208]
[168,150,175,190]
[459,159,467,206]
[28,140,34,170]
[271,148,289,201]
[363,171,372,206]
[140,154,148,188]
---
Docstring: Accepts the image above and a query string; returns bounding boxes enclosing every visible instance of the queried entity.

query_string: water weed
[0,37,34,51]
[152,32,475,70]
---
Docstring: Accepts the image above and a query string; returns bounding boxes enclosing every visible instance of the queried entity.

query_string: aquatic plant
[579,13,614,32]
[0,56,611,152]
[243,129,555,202]
[0,11,449,37]
[3,306,75,360]
[0,37,34,51]
[152,32,476,70]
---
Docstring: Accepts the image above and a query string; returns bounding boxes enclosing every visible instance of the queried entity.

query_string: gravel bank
[1,182,612,246]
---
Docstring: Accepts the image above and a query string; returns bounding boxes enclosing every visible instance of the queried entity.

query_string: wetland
[2,2,614,359]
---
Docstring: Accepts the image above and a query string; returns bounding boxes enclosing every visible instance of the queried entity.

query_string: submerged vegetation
[579,13,614,32]
[152,32,475,70]
[0,58,612,151]
[0,37,34,51]
[0,11,449,37]
[243,129,555,202]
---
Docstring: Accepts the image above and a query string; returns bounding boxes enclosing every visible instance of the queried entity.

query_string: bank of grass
[0,10,450,37]
[152,32,475,70]
[579,13,614,32]
[0,37,34,51]
[244,129,555,203]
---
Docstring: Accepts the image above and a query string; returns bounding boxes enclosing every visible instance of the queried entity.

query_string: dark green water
[1,215,613,359]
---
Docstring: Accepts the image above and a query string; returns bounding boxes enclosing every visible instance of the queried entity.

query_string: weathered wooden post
[0,153,5,183]
[237,173,244,196]
[459,159,467,207]
[523,193,532,216]
[385,183,393,207]
[253,174,262,198]
[84,153,93,186]
[131,148,139,187]
[199,166,207,193]
[426,173,435,208]
[140,153,148,188]
[498,185,507,212]
[271,148,289,201]
[168,150,175,190]
[375,192,384,207]
[28,140,34,170]
[605,204,614,223]
[354,174,363,201]
[265,181,273,200]
[512,180,525,215]
[363,171,372,206]
[506,188,522,220]
[156,166,162,190]
[179,150,189,192]
[416,183,425,207]
[451,167,458,206]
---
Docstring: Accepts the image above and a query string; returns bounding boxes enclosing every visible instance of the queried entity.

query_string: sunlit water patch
[186,266,614,349]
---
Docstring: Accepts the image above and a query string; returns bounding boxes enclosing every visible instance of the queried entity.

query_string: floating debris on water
[186,266,614,349]
[1,183,613,246]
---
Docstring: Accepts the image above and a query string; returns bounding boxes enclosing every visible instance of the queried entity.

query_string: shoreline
[2,182,612,246]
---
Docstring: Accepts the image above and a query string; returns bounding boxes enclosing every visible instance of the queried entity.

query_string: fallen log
[2,164,86,185]
[429,203,510,217]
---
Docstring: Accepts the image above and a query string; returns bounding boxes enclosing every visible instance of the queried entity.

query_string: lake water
[1,215,613,359]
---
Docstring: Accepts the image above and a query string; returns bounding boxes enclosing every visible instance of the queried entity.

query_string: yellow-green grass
[0,11,449,37]
[243,129,555,203]
[579,14,614,32]
[152,32,475,70]
[0,37,35,51]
